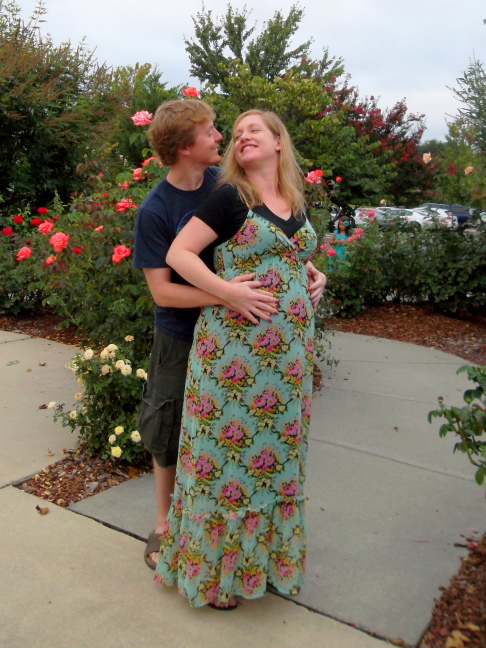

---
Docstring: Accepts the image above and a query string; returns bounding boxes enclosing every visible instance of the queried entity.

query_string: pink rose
[116,198,137,212]
[49,232,70,252]
[305,169,324,184]
[45,255,58,266]
[16,246,32,261]
[94,226,104,232]
[111,244,131,263]
[38,221,54,235]
[182,87,199,97]
[131,110,153,126]
[327,248,336,257]
[141,156,156,167]
[117,181,130,190]
[132,167,146,181]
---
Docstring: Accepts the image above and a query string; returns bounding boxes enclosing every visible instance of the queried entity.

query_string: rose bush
[6,153,167,359]
[50,336,149,461]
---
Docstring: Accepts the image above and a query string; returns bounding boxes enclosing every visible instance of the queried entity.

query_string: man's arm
[143,267,223,309]
[143,267,277,315]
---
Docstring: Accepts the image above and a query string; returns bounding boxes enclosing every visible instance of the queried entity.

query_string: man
[133,99,325,569]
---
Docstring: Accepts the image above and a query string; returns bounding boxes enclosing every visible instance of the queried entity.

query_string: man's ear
[178,144,191,158]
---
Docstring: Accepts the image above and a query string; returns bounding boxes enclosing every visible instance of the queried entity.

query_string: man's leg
[138,329,191,568]
[148,460,176,564]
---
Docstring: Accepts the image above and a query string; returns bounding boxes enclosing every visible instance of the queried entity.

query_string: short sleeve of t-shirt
[194,184,248,243]
[195,183,309,242]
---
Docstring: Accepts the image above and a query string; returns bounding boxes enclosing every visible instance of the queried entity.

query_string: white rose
[100,349,109,359]
[69,411,77,420]
[108,434,117,444]
[130,430,141,442]
[114,426,124,435]
[47,401,56,409]
[136,368,147,379]
[84,349,94,360]
[120,364,132,376]
[124,335,134,342]
[101,364,111,375]
[115,360,125,370]
[111,446,122,458]
[106,344,118,352]
[74,392,83,401]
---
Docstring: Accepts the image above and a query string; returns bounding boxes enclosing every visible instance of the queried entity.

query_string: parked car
[414,207,457,229]
[415,203,470,229]
[372,206,450,229]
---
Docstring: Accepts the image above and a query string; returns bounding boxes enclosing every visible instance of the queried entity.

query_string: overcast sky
[18,0,486,142]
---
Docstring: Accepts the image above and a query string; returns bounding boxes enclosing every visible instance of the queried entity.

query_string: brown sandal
[144,530,162,570]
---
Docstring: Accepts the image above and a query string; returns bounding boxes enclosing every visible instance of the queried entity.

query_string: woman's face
[233,114,280,169]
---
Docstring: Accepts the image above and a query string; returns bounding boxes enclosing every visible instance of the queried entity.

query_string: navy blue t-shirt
[133,167,219,341]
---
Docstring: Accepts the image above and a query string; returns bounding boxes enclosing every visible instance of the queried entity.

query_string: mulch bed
[4,303,486,647]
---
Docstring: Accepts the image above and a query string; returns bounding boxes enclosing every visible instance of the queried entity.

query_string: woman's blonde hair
[218,110,306,218]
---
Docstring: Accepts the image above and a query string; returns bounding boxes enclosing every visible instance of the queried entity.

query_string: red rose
[13,214,24,224]
[182,87,199,97]
[16,246,32,261]
[37,207,48,215]
[2,227,13,236]
[30,217,42,226]
[71,246,82,255]
[49,232,70,252]
[111,244,131,263]
[335,176,342,183]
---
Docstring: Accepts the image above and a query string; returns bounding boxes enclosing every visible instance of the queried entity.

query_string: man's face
[186,120,223,167]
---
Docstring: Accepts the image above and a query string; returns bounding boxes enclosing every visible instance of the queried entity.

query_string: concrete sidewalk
[1,329,485,647]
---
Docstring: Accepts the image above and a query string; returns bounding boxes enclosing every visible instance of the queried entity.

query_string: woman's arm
[166,217,278,324]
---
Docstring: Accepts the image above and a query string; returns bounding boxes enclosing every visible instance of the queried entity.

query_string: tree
[204,63,395,206]
[0,0,121,210]
[451,56,486,156]
[184,4,342,92]
[335,92,432,206]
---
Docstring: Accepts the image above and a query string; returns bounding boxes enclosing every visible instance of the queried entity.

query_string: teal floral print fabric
[155,211,317,607]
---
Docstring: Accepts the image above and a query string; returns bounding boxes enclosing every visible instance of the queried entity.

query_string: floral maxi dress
[155,210,317,606]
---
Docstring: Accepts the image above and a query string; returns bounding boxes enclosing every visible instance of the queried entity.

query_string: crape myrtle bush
[312,220,486,317]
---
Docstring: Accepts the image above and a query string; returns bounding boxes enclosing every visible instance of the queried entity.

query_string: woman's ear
[275,137,281,152]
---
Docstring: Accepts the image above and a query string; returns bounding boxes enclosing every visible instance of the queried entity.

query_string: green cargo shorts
[137,329,191,468]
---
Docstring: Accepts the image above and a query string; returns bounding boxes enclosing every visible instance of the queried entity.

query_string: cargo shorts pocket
[137,381,183,468]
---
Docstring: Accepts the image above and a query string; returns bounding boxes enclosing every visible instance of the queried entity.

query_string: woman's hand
[305,261,326,310]
[224,274,279,324]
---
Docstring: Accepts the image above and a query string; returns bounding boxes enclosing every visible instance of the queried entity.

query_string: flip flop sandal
[144,530,162,570]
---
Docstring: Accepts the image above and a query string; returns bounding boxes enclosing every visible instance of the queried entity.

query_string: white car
[374,206,456,229]
[414,207,457,229]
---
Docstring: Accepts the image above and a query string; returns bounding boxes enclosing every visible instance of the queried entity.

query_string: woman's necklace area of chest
[253,204,303,239]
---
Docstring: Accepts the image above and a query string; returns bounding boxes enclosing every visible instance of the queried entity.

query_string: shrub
[428,365,486,486]
[9,156,166,357]
[50,336,149,462]
[312,222,486,318]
